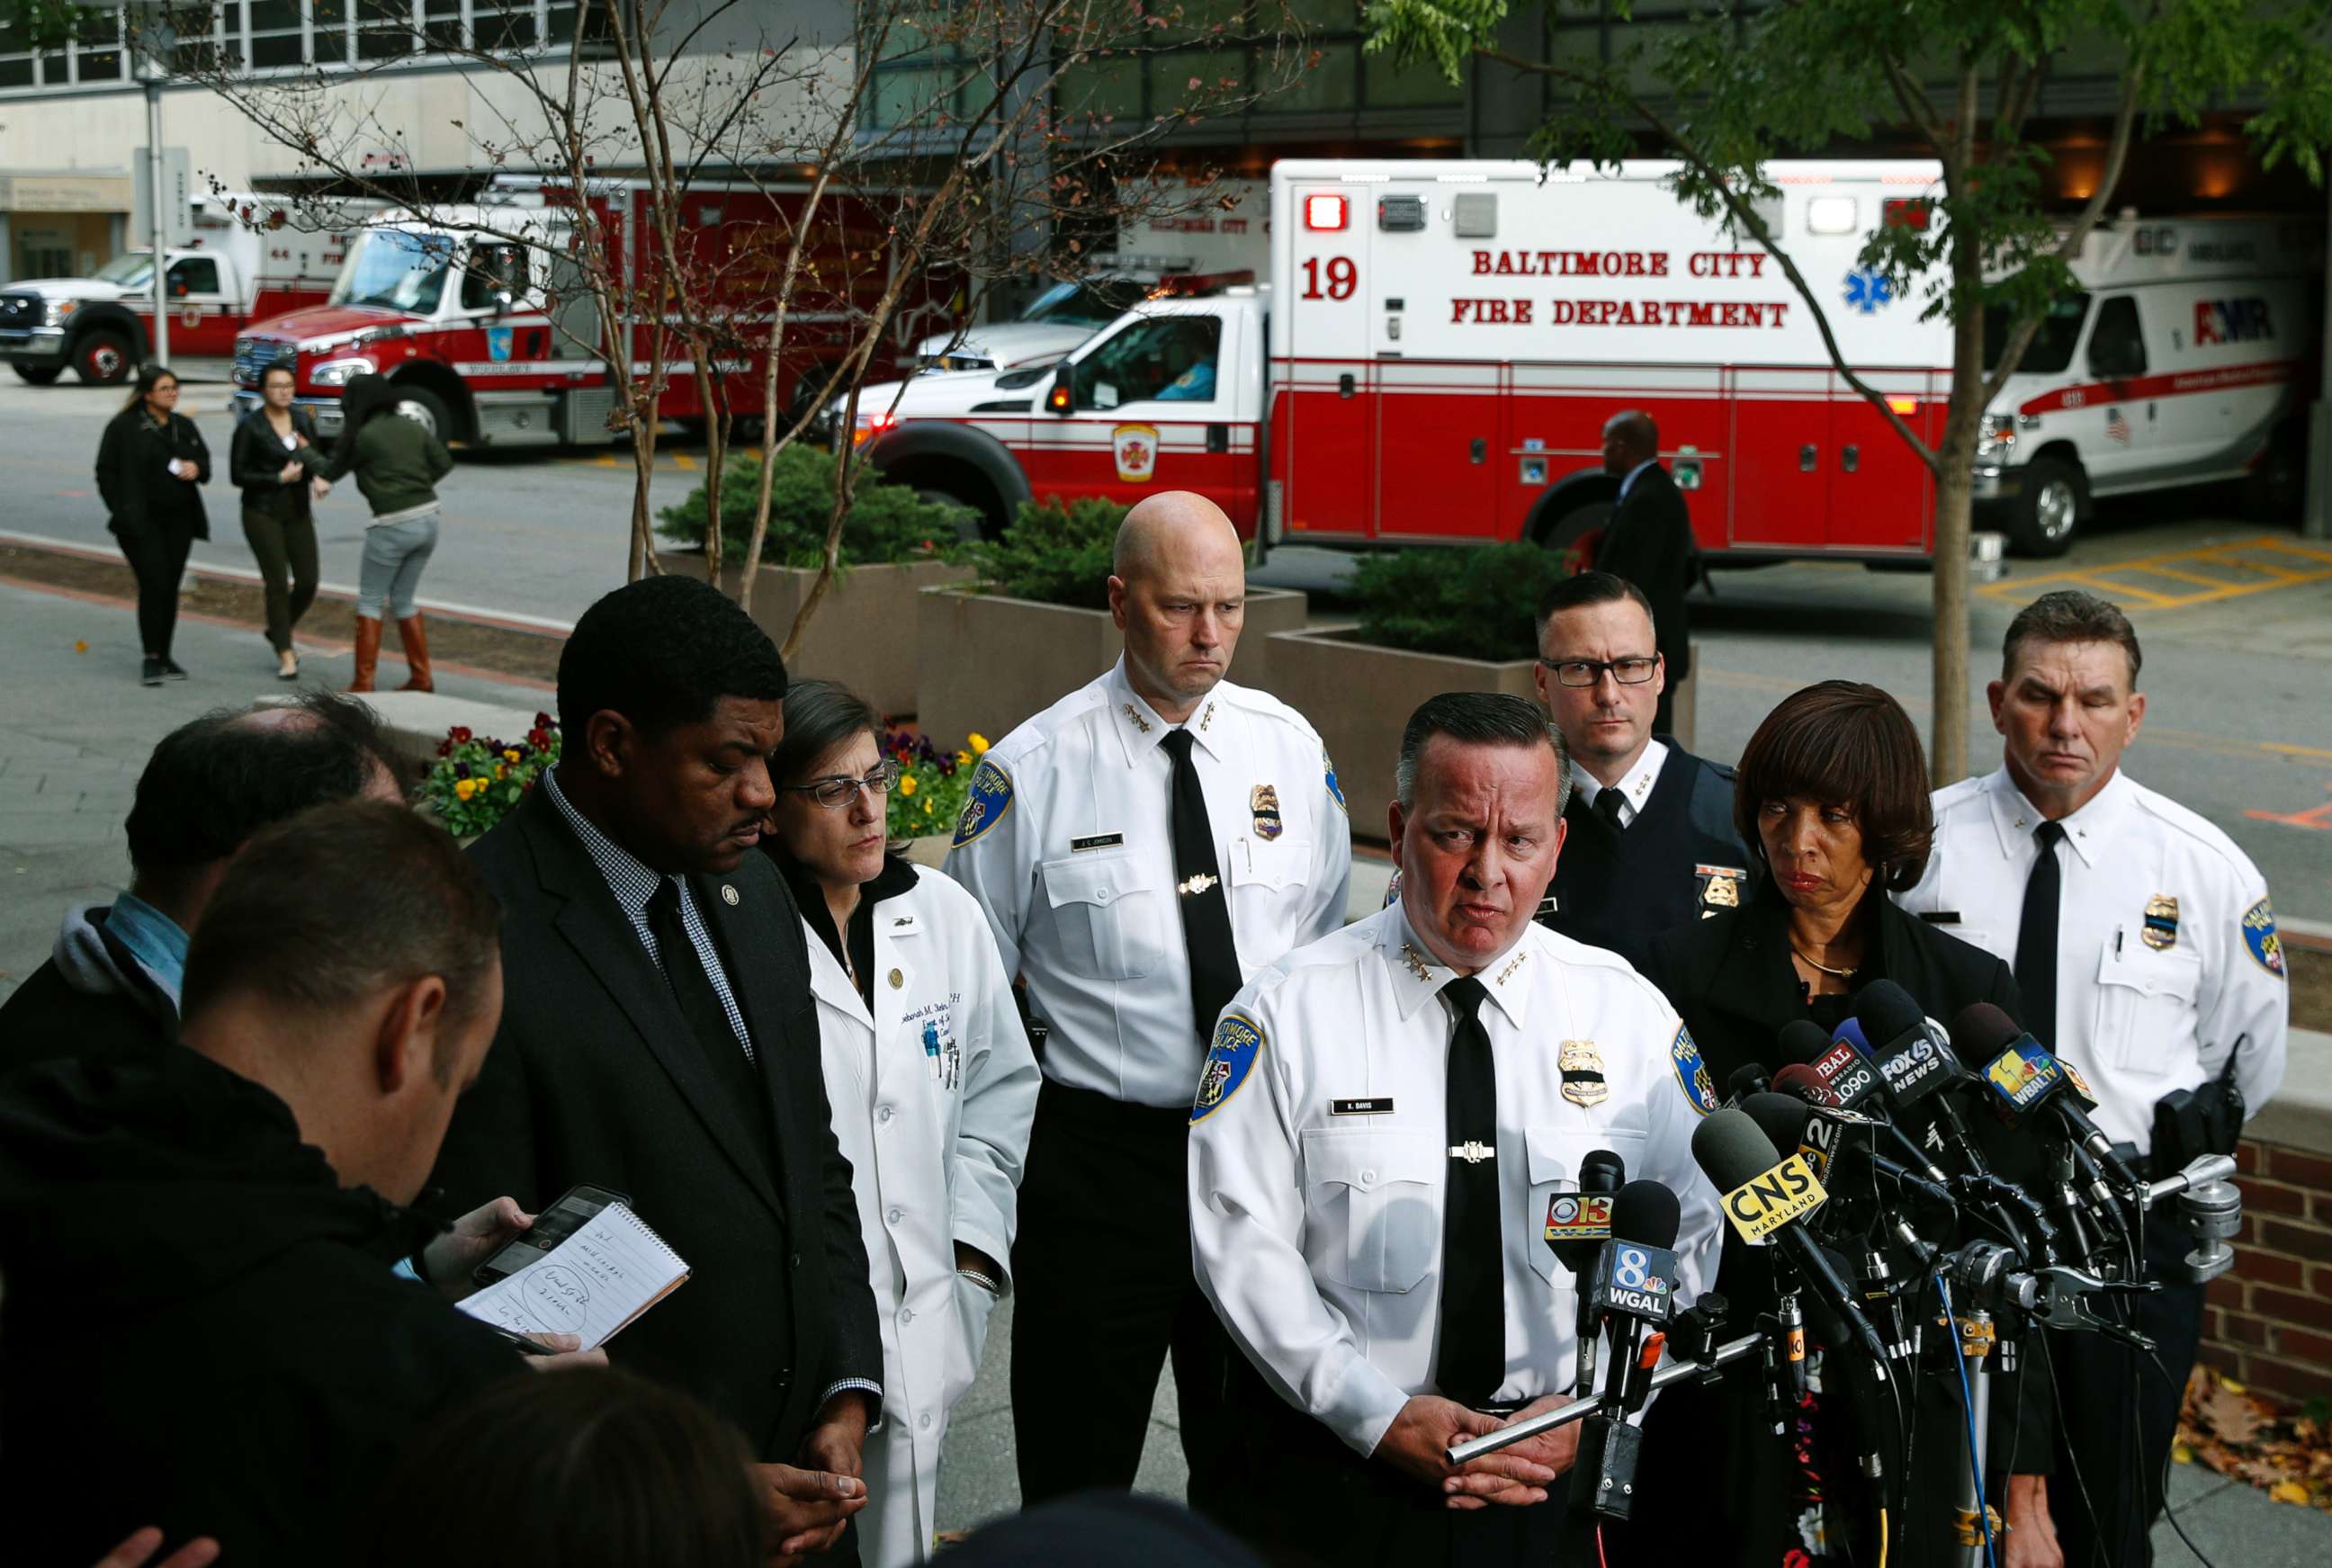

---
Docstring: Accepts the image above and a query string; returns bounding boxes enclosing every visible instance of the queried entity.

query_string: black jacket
[0,902,177,1074]
[1544,739,1747,973]
[229,404,325,522]
[1593,461,1696,685]
[95,405,211,541]
[427,784,882,1461]
[0,1047,521,1567]
[1631,885,2049,1566]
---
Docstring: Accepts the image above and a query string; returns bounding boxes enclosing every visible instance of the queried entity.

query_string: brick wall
[2199,1140,2332,1407]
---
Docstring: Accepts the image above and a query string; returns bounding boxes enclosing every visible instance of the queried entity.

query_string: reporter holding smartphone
[761,682,1039,1567]
[95,362,211,687]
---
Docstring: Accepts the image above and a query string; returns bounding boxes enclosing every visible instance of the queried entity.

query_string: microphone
[1726,1062,1771,1107]
[1851,981,1996,1178]
[1570,1181,1682,1523]
[1546,1149,1627,1393]
[1690,1109,1892,1375]
[1777,1059,1949,1186]
[1951,1002,2141,1191]
[1775,1019,1833,1069]
[1741,1091,1825,1183]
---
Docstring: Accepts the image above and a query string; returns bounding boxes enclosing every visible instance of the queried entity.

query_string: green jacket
[321,375,453,517]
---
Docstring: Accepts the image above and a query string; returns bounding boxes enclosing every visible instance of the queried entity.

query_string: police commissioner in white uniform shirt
[1187,904,1723,1456]
[943,657,1356,1107]
[803,863,1041,1567]
[1897,766,2288,1154]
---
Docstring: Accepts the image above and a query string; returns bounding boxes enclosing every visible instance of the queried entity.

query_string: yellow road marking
[1981,534,2332,610]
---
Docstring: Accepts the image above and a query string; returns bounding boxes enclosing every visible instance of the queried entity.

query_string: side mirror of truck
[1046,362,1073,416]
[493,289,516,317]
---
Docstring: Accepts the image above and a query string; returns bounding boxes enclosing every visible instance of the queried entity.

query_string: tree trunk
[1930,457,1973,787]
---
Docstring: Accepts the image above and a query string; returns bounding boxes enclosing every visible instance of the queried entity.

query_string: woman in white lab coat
[762,680,1039,1568]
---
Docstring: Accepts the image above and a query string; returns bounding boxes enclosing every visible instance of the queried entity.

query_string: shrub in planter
[1349,543,1575,663]
[969,495,1126,608]
[883,726,991,843]
[656,444,972,567]
[424,717,560,838]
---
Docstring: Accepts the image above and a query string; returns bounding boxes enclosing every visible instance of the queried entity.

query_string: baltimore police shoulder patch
[2243,896,2286,979]
[1191,1011,1266,1123]
[951,758,1015,849]
[1324,748,1348,817]
[1668,1023,1719,1116]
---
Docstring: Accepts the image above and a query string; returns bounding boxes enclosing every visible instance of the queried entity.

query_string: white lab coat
[805,864,1040,1566]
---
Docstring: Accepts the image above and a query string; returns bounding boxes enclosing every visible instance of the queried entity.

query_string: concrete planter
[914,584,1309,751]
[666,551,971,719]
[1266,628,1539,842]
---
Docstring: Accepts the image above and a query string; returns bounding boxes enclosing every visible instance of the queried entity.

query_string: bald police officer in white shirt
[1189,693,1718,1567]
[1897,589,2287,1568]
[943,491,1353,1513]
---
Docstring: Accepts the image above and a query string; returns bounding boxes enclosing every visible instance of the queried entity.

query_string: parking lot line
[1983,534,2332,610]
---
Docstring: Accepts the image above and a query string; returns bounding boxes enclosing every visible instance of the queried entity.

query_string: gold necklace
[1790,945,1860,979]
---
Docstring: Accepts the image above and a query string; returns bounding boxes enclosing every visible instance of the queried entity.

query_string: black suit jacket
[429,784,880,1459]
[1593,461,1696,685]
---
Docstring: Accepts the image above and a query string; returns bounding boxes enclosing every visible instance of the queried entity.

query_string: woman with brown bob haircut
[1628,682,2047,1568]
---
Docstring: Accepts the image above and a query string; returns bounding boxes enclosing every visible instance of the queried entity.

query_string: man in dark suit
[429,576,882,1562]
[1592,409,1699,734]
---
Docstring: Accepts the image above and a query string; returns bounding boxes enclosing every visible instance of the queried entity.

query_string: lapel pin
[889,967,905,990]
[721,884,740,906]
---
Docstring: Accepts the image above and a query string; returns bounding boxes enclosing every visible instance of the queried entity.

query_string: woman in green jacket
[318,374,454,692]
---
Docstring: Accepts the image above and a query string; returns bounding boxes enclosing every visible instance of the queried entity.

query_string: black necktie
[1436,976,1505,1409]
[1594,788,1628,831]
[2014,821,2067,1048]
[648,877,752,1068]
[1162,729,1241,1041]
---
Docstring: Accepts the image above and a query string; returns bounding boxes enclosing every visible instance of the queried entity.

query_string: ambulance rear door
[1272,174,1376,542]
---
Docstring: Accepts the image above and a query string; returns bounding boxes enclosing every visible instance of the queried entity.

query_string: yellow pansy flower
[968,732,991,755]
[899,775,918,796]
[504,748,522,763]
[454,778,479,801]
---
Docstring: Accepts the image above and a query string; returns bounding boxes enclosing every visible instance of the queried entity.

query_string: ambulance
[230,175,957,446]
[855,158,2316,559]
[0,191,375,386]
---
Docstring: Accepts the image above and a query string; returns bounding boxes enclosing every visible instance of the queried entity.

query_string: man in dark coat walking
[1592,409,1700,734]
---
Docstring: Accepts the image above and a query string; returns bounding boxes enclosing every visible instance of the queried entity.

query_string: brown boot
[395,614,434,693]
[349,615,381,693]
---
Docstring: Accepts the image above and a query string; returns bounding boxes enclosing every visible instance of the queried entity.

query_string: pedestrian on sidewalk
[94,362,211,688]
[230,362,330,681]
[317,373,453,693]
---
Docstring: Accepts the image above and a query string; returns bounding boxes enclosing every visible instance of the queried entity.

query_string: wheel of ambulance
[393,385,455,446]
[2005,456,2084,558]
[74,329,133,386]
[12,362,63,386]
[920,488,987,543]
[1539,498,1615,569]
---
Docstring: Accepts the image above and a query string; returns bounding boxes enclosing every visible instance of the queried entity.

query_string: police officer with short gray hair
[1898,589,2287,1567]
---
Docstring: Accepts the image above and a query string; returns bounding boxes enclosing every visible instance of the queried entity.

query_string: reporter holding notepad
[761,681,1040,1567]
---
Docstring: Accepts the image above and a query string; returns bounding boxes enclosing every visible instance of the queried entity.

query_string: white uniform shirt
[806,865,1041,1567]
[1570,739,1669,829]
[1187,905,1723,1457]
[1897,766,2288,1154]
[944,658,1355,1107]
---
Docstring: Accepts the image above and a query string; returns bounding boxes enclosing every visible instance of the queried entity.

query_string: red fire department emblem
[1113,423,1161,485]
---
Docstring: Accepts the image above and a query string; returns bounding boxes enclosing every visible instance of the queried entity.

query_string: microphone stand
[1446,1331,1768,1466]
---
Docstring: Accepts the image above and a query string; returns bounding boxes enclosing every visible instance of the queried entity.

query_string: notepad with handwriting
[455,1204,689,1352]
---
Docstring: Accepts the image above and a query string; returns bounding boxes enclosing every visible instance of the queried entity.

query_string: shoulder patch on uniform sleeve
[1668,1023,1719,1116]
[1323,748,1347,817]
[1191,1010,1267,1123]
[2243,897,2286,979]
[951,759,1015,849]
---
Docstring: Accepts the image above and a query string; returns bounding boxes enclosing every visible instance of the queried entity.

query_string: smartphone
[471,1183,633,1286]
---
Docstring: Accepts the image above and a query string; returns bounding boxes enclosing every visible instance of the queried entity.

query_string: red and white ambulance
[0,191,375,386]
[230,176,956,447]
[857,158,2315,558]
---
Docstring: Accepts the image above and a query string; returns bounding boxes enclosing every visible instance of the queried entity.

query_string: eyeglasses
[781,758,901,810]
[1538,656,1659,688]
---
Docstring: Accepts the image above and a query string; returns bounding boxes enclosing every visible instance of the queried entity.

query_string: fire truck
[230,176,956,446]
[856,158,2315,559]
[0,191,374,386]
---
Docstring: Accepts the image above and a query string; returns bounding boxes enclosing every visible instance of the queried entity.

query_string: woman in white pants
[762,680,1039,1567]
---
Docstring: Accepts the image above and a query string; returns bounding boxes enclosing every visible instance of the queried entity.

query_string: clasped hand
[1377,1393,1581,1510]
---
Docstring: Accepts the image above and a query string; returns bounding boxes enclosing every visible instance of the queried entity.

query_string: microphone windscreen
[1579,1148,1627,1193]
[1610,1178,1682,1250]
[1742,1092,1814,1157]
[1950,1001,2023,1059]
[1853,979,1926,1045]
[1776,1019,1833,1067]
[1691,1107,1783,1192]
[1831,1017,1870,1055]
[1771,1063,1836,1106]
[1727,1062,1771,1102]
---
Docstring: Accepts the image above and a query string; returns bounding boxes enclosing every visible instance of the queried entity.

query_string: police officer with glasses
[1898,589,2288,1567]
